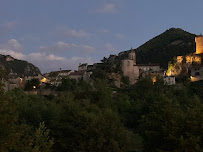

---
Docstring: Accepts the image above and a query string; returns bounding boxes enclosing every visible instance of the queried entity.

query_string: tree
[31,122,54,152]
[140,94,203,152]
[84,109,136,152]
[58,77,77,92]
[24,78,40,91]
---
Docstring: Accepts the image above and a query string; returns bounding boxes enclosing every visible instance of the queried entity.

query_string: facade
[190,66,203,82]
[164,76,176,85]
[122,58,139,84]
[78,63,88,71]
[69,71,87,82]
[195,36,203,54]
[122,48,161,84]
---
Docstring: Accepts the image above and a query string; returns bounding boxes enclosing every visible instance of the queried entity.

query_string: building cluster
[121,48,175,85]
[0,62,97,92]
[2,36,203,92]
[122,35,203,85]
[167,36,203,82]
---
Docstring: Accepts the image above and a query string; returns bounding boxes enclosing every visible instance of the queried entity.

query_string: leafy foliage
[24,78,41,91]
[1,68,203,151]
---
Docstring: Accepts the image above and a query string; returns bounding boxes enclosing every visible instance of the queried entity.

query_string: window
[195,72,200,76]
[127,61,130,66]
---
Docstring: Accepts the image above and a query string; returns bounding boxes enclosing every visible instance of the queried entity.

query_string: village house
[78,63,88,71]
[58,70,71,77]
[163,76,176,85]
[69,71,90,82]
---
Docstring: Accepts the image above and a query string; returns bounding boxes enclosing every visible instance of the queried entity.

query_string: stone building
[78,63,88,71]
[168,36,203,82]
[163,76,176,85]
[122,48,161,84]
[69,71,89,82]
[195,36,203,54]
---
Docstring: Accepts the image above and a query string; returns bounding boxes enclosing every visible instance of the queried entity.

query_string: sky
[0,0,203,73]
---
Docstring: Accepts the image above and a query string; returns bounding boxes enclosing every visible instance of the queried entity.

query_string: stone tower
[195,36,203,54]
[128,48,136,62]
[122,48,139,84]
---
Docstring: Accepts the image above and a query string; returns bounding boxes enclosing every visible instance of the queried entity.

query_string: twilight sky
[0,0,202,73]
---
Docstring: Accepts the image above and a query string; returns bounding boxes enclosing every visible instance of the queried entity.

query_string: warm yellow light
[152,77,156,84]
[33,86,36,89]
[41,77,46,83]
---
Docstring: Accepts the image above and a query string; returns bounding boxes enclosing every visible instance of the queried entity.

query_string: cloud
[52,27,93,38]
[104,43,117,52]
[0,49,25,59]
[0,49,95,73]
[27,52,65,61]
[0,39,22,52]
[0,49,65,61]
[97,3,117,14]
[115,33,126,40]
[40,41,95,54]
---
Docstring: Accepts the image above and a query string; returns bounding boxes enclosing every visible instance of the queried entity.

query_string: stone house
[69,71,90,82]
[78,63,88,71]
[189,66,203,82]
[58,70,71,77]
[163,76,176,85]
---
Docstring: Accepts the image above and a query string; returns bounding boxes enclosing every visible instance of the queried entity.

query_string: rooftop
[69,71,85,76]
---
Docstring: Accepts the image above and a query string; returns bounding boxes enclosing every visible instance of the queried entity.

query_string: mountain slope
[135,28,196,68]
[0,54,41,76]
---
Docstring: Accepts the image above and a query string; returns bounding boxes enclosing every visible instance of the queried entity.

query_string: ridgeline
[118,28,196,69]
[0,54,41,76]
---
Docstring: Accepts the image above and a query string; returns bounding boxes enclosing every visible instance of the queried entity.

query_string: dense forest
[0,67,203,152]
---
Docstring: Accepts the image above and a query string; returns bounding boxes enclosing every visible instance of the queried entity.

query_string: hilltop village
[1,35,203,94]
[0,31,203,152]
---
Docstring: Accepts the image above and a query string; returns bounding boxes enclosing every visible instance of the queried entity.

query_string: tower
[195,36,203,54]
[128,47,136,63]
[121,48,138,84]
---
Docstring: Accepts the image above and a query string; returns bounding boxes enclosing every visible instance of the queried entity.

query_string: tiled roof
[69,71,85,76]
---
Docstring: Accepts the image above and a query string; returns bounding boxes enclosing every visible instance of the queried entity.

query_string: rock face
[0,54,41,77]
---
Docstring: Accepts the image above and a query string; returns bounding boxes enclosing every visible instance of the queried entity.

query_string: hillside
[98,28,196,76]
[135,28,196,68]
[0,54,41,76]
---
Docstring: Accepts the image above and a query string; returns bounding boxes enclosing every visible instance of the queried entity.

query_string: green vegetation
[135,28,196,68]
[0,54,41,76]
[112,28,196,69]
[24,78,41,91]
[1,64,203,151]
